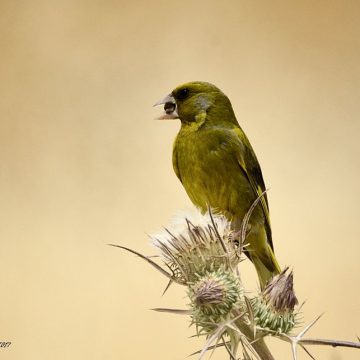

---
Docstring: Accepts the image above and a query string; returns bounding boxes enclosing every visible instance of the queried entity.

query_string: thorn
[244,296,256,339]
[238,189,269,257]
[108,243,183,285]
[208,207,228,253]
[298,299,307,311]
[162,279,173,296]
[300,344,316,359]
[151,308,190,315]
[291,340,297,360]
[284,313,324,360]
[297,313,324,339]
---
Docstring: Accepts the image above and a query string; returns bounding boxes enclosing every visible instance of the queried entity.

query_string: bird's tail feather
[251,246,281,289]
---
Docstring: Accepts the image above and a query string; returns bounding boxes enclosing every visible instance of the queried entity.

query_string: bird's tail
[250,246,281,290]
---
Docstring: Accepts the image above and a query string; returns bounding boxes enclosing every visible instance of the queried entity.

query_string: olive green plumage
[165,81,281,289]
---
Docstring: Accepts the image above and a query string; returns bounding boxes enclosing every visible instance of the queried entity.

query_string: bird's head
[154,81,237,126]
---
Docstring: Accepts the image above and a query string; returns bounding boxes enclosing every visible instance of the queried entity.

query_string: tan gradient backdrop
[0,1,359,359]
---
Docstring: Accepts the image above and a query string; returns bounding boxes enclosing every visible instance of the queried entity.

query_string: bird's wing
[232,127,274,251]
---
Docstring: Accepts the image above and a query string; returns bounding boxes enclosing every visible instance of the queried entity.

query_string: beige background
[0,1,359,359]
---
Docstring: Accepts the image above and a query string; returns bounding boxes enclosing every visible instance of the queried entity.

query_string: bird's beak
[153,94,174,107]
[153,94,179,120]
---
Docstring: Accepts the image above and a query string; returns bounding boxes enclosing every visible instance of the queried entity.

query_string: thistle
[151,209,245,334]
[151,209,241,284]
[111,206,360,359]
[252,268,299,334]
[188,266,243,333]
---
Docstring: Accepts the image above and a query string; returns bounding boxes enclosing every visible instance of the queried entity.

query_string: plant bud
[252,268,298,334]
[188,267,243,333]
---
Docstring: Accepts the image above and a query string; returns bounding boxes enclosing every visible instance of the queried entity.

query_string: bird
[154,81,281,289]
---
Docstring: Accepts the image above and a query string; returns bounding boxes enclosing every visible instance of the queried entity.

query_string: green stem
[234,319,275,360]
[228,331,239,358]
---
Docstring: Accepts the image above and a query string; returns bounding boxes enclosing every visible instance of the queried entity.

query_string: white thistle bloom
[150,207,231,247]
[149,207,241,284]
[149,207,245,334]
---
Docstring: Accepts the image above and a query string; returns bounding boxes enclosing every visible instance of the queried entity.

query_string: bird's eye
[177,88,189,100]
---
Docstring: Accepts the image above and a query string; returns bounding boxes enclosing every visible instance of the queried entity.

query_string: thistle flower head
[150,208,245,334]
[262,268,298,312]
[188,266,243,333]
[252,268,299,334]
[151,208,241,284]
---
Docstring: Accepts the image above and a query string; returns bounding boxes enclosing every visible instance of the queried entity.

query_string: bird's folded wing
[232,127,274,251]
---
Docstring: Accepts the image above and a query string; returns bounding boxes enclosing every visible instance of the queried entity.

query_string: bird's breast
[174,128,253,218]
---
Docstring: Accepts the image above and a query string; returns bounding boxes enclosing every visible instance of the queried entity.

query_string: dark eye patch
[177,88,189,100]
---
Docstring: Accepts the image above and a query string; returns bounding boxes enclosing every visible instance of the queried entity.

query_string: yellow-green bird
[155,81,281,289]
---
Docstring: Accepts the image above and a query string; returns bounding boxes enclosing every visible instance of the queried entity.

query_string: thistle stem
[234,319,275,360]
[299,338,360,349]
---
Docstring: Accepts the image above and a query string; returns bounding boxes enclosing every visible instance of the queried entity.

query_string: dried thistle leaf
[108,244,183,284]
[151,308,191,315]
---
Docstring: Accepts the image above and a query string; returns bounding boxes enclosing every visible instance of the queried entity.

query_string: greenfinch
[155,81,281,288]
